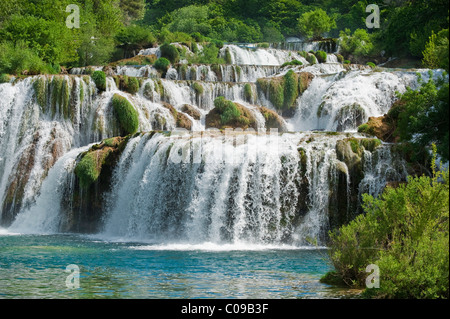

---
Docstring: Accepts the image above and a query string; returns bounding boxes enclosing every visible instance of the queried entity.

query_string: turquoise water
[0,231,358,299]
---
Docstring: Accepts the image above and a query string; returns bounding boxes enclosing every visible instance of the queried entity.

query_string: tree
[119,0,146,24]
[297,8,336,40]
[422,29,449,71]
[339,28,374,57]
[395,73,449,162]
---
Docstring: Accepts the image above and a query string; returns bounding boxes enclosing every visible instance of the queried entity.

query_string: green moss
[111,94,139,136]
[343,60,351,65]
[154,57,170,74]
[126,76,140,94]
[366,62,376,68]
[336,54,344,63]
[306,54,317,65]
[33,76,47,110]
[75,150,110,189]
[281,60,303,68]
[315,50,327,63]
[193,82,204,95]
[269,78,285,110]
[360,138,382,152]
[62,78,70,119]
[92,71,106,92]
[179,64,188,79]
[244,83,253,102]
[283,70,299,109]
[0,73,10,83]
[51,76,63,117]
[225,48,233,64]
[189,67,197,80]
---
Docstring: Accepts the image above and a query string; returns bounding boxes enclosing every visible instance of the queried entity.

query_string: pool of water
[0,230,359,299]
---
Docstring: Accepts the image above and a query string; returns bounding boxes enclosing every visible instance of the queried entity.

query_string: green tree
[395,74,449,162]
[422,29,449,71]
[339,28,374,57]
[119,0,146,24]
[298,8,336,40]
[324,148,449,298]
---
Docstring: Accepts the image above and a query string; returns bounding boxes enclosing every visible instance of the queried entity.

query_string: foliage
[422,29,449,71]
[160,43,180,64]
[339,28,374,57]
[324,148,449,298]
[167,5,211,36]
[281,60,303,68]
[92,71,106,92]
[298,9,336,40]
[0,40,49,75]
[395,73,449,162]
[154,57,171,74]
[115,25,156,58]
[0,73,10,83]
[283,70,299,110]
[111,93,139,135]
[315,50,327,63]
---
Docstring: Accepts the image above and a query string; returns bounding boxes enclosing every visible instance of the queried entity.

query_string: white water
[1,43,433,247]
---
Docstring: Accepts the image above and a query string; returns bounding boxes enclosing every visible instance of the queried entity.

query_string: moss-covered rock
[111,94,139,136]
[92,71,106,92]
[257,71,314,117]
[33,76,47,110]
[193,82,204,96]
[335,103,366,131]
[162,102,193,130]
[358,114,398,143]
[74,136,128,189]
[244,83,254,103]
[315,50,327,63]
[181,104,201,120]
[206,97,257,130]
[260,107,286,132]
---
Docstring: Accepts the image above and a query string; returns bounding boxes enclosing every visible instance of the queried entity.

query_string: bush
[154,57,171,74]
[422,29,449,71]
[324,148,449,298]
[298,9,336,40]
[0,40,47,75]
[315,50,327,63]
[339,28,374,57]
[126,77,140,94]
[0,73,10,83]
[193,82,204,95]
[281,60,303,68]
[366,62,376,68]
[92,71,106,92]
[111,94,139,135]
[160,43,180,64]
[306,54,317,65]
[343,60,351,65]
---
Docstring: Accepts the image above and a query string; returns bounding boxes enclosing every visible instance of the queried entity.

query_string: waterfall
[2,42,434,246]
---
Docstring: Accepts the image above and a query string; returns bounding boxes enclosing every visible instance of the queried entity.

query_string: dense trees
[0,0,448,74]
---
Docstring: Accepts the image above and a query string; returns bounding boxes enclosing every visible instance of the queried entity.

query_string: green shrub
[160,43,180,64]
[0,73,10,83]
[111,94,139,135]
[126,76,140,94]
[193,82,204,95]
[220,102,241,125]
[343,60,351,65]
[315,50,327,63]
[366,62,376,68]
[281,60,303,68]
[92,71,106,92]
[283,70,299,109]
[306,54,317,65]
[336,54,344,63]
[324,148,449,298]
[154,57,171,74]
[298,51,308,59]
[244,83,253,102]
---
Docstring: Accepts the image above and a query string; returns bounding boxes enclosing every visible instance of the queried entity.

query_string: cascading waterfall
[2,42,437,247]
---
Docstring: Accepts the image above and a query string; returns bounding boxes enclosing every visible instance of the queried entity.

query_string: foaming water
[128,242,326,251]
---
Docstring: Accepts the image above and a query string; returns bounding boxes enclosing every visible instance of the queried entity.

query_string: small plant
[92,71,106,92]
[343,60,351,65]
[160,43,180,64]
[111,94,139,135]
[193,82,204,95]
[315,50,327,63]
[0,73,10,83]
[366,62,376,68]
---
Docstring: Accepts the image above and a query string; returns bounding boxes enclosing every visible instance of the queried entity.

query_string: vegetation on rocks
[206,97,257,130]
[323,147,449,299]
[111,94,139,135]
[92,71,106,92]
